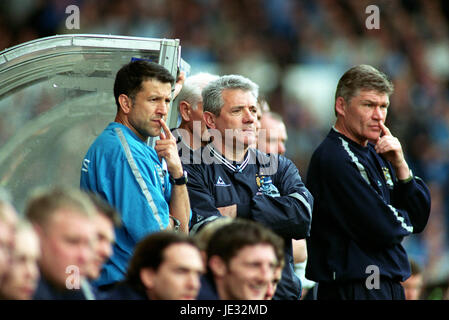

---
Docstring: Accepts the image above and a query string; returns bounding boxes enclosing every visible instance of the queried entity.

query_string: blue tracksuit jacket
[80,122,175,286]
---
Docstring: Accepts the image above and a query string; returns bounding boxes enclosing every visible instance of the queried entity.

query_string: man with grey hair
[183,74,313,300]
[173,72,219,155]
[306,64,431,300]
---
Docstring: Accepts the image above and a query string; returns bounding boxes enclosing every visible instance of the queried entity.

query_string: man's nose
[243,108,255,123]
[372,106,385,120]
[278,142,286,155]
[265,281,275,299]
[258,263,274,283]
[186,272,200,290]
[156,101,168,116]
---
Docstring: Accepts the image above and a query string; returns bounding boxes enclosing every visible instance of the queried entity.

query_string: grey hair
[176,72,219,111]
[335,64,394,115]
[202,75,259,116]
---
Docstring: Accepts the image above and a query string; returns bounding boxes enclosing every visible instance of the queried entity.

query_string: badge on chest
[256,173,280,197]
[382,167,394,189]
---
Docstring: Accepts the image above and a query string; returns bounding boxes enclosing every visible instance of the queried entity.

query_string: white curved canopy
[0,34,189,211]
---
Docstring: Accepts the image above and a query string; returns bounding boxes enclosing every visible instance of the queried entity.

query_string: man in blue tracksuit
[183,75,313,300]
[80,61,191,288]
[305,65,431,300]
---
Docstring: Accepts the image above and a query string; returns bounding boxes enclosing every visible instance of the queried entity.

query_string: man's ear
[179,101,192,122]
[118,94,132,114]
[140,268,156,290]
[335,96,347,117]
[209,255,227,278]
[203,111,217,129]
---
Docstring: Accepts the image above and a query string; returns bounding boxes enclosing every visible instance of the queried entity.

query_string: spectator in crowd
[80,60,190,290]
[258,111,288,156]
[104,231,203,300]
[0,220,40,300]
[0,190,18,286]
[85,193,121,281]
[173,72,219,156]
[197,219,284,300]
[191,215,285,300]
[252,98,263,148]
[25,187,97,300]
[79,193,121,299]
[191,215,233,265]
[257,97,271,114]
[305,65,431,300]
[401,259,424,300]
[184,74,313,299]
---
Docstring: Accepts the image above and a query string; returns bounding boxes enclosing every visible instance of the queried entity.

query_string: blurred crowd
[0,0,448,299]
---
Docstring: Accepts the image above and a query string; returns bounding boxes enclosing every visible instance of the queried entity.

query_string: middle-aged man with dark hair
[80,60,191,290]
[104,231,204,300]
[305,64,431,300]
[183,74,313,300]
[197,219,284,300]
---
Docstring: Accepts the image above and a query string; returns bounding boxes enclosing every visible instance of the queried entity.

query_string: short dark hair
[126,231,198,292]
[113,60,175,110]
[206,219,284,270]
[86,192,121,227]
[335,64,394,115]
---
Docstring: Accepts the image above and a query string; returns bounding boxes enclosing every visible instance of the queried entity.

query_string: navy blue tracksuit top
[184,145,313,300]
[306,128,431,283]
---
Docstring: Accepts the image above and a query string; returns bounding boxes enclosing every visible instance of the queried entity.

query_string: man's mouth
[248,283,266,297]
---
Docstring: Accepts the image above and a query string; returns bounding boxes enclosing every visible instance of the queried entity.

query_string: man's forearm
[169,184,191,233]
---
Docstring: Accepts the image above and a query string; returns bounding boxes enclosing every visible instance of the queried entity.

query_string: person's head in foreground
[25,187,97,290]
[206,219,284,300]
[85,193,121,281]
[0,220,40,300]
[126,231,204,300]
